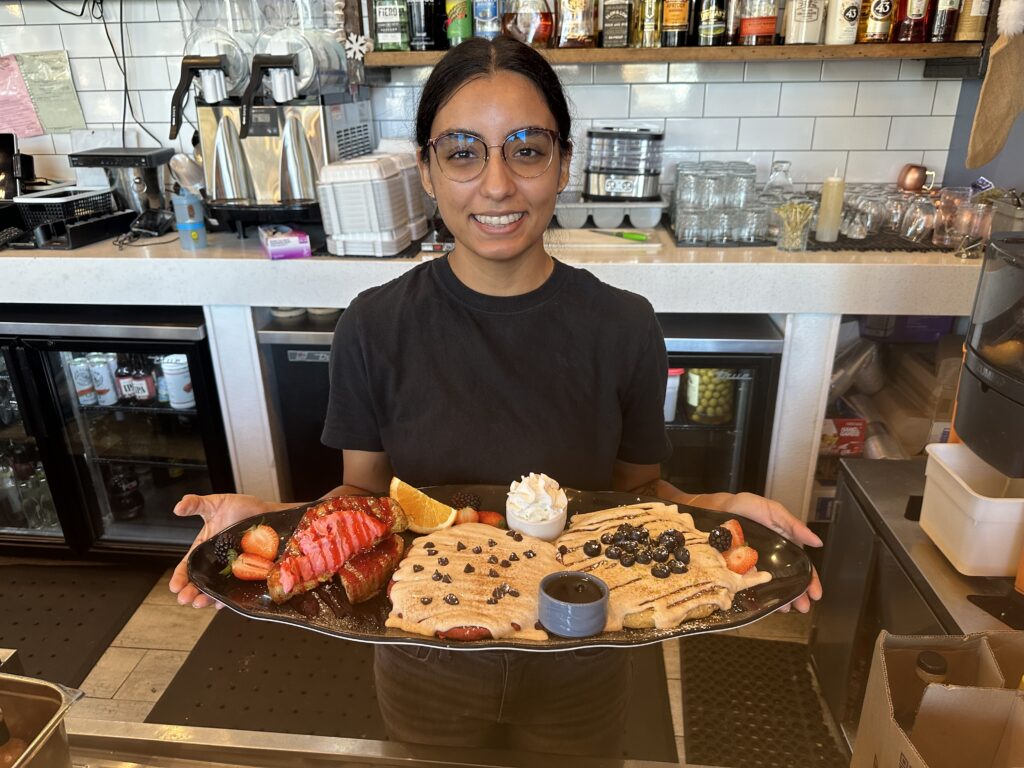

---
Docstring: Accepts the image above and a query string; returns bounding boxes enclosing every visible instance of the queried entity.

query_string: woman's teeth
[473,212,524,226]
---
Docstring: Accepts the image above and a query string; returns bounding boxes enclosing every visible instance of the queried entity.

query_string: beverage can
[88,353,119,406]
[446,0,473,44]
[105,352,118,383]
[161,354,196,410]
[69,357,98,406]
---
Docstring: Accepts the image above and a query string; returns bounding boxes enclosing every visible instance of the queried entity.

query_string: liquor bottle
[632,0,664,45]
[446,0,473,45]
[953,0,989,39]
[725,0,743,42]
[929,0,961,40]
[502,0,555,46]
[662,0,691,44]
[739,0,779,43]
[785,0,825,42]
[115,360,134,403]
[695,0,728,44]
[824,0,860,41]
[856,0,894,41]
[409,0,442,48]
[474,0,502,38]
[374,0,412,51]
[557,0,598,46]
[892,0,932,41]
[105,463,144,521]
[602,0,632,44]
[132,355,156,406]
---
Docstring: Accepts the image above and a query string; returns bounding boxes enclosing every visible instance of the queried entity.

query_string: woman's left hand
[689,491,823,614]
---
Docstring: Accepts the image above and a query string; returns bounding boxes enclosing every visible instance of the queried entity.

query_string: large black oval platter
[188,485,813,651]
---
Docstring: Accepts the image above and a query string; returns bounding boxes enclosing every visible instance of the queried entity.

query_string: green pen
[592,229,649,242]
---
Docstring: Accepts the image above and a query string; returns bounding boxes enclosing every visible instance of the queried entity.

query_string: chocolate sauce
[544,574,604,604]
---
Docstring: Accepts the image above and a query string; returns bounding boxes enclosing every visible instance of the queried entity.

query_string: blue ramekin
[538,571,609,638]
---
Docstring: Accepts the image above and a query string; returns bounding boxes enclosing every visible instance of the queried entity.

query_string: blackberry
[708,527,732,552]
[213,534,238,566]
[451,491,482,510]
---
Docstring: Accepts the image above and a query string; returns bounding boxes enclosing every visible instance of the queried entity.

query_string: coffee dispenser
[170,0,375,234]
[954,235,1024,477]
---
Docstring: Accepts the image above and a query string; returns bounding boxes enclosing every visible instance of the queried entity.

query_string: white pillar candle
[816,174,845,243]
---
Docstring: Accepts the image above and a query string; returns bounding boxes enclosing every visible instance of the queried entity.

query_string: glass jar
[685,368,735,425]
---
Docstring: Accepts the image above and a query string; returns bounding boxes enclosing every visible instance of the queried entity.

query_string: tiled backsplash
[1,0,959,187]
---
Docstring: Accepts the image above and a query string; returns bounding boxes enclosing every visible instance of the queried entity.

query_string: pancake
[556,502,772,631]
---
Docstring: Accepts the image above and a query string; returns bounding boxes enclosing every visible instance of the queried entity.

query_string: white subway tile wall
[0,0,958,185]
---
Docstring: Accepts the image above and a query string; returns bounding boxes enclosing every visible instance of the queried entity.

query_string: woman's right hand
[168,493,275,608]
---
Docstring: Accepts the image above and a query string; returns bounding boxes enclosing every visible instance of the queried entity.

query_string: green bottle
[376,0,411,51]
[446,0,473,44]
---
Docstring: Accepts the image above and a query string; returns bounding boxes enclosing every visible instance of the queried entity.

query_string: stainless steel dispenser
[954,235,1024,477]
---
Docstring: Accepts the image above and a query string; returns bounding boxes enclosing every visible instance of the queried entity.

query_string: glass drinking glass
[859,195,888,235]
[899,197,938,243]
[699,172,727,210]
[674,206,704,245]
[732,206,768,243]
[950,202,993,258]
[704,209,732,244]
[674,167,701,207]
[883,193,912,233]
[932,186,973,247]
[726,171,758,209]
[763,160,794,199]
[774,199,817,251]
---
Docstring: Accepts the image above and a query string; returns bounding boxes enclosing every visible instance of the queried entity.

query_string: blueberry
[620,553,636,567]
[622,540,638,553]
[612,533,627,545]
[674,547,690,565]
[605,545,623,560]
[651,564,670,579]
[669,560,688,574]
[636,550,652,565]
[652,547,670,563]
[583,540,602,557]
[617,523,632,533]
[629,529,645,542]
[600,532,615,545]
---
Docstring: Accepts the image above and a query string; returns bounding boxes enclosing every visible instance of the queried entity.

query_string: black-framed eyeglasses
[426,128,561,183]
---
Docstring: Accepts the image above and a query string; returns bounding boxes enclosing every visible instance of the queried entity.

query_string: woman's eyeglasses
[427,128,560,183]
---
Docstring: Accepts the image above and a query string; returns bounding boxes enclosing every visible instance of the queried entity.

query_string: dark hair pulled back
[415,37,573,162]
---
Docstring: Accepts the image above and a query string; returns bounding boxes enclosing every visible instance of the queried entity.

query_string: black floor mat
[680,635,848,768]
[148,610,677,763]
[0,563,163,688]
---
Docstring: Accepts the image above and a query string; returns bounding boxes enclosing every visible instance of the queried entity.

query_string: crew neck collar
[432,255,569,313]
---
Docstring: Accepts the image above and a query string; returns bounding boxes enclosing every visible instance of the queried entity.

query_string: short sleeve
[616,309,672,465]
[320,301,384,451]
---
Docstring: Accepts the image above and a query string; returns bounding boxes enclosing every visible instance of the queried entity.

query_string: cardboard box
[258,225,311,260]
[851,630,1024,768]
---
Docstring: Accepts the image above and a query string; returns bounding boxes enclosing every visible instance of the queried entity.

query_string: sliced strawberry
[725,545,758,574]
[241,523,280,560]
[477,511,507,529]
[721,519,746,548]
[454,507,480,525]
[231,552,274,581]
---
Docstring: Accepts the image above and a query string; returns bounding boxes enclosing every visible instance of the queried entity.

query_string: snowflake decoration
[344,33,372,61]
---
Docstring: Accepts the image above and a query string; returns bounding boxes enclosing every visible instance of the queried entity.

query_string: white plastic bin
[921,443,1024,576]
[318,155,409,235]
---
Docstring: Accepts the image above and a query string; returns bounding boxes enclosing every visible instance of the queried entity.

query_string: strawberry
[477,511,508,529]
[721,519,745,548]
[240,523,280,561]
[228,551,274,581]
[725,546,758,574]
[454,507,480,525]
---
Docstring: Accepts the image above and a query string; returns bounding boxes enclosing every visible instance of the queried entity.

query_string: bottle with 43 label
[856,0,894,40]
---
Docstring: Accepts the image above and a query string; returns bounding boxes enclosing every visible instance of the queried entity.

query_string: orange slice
[389,477,457,534]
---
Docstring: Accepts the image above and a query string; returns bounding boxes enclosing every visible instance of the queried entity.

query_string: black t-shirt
[321,256,671,490]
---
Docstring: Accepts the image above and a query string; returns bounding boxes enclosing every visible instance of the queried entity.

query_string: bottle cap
[916,650,947,677]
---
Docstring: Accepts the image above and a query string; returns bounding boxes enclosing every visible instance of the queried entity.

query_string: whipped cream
[507,473,568,522]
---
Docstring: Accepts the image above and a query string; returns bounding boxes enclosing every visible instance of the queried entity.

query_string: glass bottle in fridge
[892,0,933,41]
[685,368,736,425]
[502,0,555,46]
[929,0,962,40]
[953,0,990,40]
[824,0,860,42]
[557,0,598,46]
[856,0,895,40]
[738,0,779,43]
[785,0,825,42]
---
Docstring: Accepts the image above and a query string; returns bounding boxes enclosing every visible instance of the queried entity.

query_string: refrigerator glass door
[44,348,209,548]
[0,348,62,540]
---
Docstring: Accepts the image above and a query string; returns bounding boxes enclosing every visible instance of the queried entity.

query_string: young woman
[169,36,821,755]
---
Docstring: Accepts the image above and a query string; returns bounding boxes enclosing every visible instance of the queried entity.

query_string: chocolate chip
[441,574,452,584]
[412,564,424,572]
[487,555,499,564]
[523,550,536,558]
[487,597,498,605]
[426,549,438,556]
[431,570,443,581]
[558,545,568,555]
[464,563,475,574]
[438,557,449,566]
[456,542,467,551]
[508,589,520,597]
[513,532,523,542]
[508,553,519,561]
[505,529,516,537]
[443,594,459,605]
[472,545,482,554]
[424,542,434,548]
[492,587,503,599]
[500,559,511,568]
[488,569,499,577]
[420,597,432,605]
[500,582,512,594]
[488,539,497,547]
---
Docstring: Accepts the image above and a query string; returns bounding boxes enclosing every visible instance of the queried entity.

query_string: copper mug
[897,164,936,192]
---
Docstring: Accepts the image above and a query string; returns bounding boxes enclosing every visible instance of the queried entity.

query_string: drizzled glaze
[386,523,560,641]
[557,503,772,631]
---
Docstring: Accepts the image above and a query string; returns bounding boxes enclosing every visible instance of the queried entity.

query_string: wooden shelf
[365,42,982,67]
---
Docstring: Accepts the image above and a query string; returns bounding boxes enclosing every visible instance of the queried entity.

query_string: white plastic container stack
[318,155,411,256]
[375,140,430,241]
[921,443,1024,577]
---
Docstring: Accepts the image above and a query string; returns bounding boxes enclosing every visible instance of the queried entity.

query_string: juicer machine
[169,0,375,233]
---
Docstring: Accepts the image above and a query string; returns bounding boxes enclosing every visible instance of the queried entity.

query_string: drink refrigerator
[0,306,234,557]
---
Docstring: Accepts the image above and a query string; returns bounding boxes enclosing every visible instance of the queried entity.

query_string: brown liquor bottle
[929,0,961,40]
[856,0,894,40]
[892,0,932,41]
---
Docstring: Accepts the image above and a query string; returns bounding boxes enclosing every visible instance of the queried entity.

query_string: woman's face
[418,70,570,270]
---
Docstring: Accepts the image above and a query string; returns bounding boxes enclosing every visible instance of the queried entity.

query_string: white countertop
[2,227,982,315]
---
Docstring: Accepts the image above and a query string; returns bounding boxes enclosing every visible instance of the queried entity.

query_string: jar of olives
[684,368,735,425]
